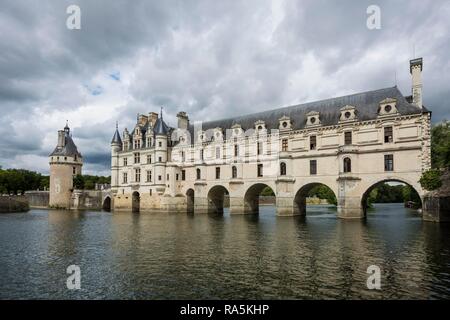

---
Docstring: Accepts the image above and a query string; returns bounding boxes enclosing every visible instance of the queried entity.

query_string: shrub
[419,169,442,191]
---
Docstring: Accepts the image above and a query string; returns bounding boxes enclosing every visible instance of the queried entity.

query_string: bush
[419,169,442,191]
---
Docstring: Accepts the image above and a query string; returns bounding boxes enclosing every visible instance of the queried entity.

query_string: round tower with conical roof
[49,122,83,209]
[154,108,169,193]
[111,122,122,191]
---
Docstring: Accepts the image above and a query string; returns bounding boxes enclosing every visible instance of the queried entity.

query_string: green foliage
[73,174,85,190]
[73,174,111,190]
[261,186,275,196]
[431,121,450,169]
[419,169,442,191]
[308,185,337,206]
[364,183,421,208]
[0,168,49,194]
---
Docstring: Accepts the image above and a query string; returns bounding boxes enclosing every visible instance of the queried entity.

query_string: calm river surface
[0,203,449,299]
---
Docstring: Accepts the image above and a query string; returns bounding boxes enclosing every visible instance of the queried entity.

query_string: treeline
[367,184,420,204]
[0,168,49,194]
[73,174,111,190]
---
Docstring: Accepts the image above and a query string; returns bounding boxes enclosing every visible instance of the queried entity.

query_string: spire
[64,120,70,135]
[111,121,122,145]
[160,106,164,119]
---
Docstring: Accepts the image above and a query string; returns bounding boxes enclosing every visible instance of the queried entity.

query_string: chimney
[177,111,189,130]
[57,130,65,147]
[148,112,159,126]
[410,57,423,109]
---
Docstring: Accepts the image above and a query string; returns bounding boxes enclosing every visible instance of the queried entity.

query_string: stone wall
[0,195,29,213]
[25,191,49,208]
[423,170,450,222]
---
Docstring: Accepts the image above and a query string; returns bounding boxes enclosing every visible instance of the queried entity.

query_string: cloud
[0,0,449,175]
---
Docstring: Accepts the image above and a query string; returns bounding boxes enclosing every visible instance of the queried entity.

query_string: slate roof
[50,133,82,157]
[154,117,170,135]
[189,86,426,134]
[111,127,122,145]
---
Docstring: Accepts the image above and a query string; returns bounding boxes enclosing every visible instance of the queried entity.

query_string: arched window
[280,162,287,176]
[343,157,352,173]
[196,168,201,180]
[232,166,237,178]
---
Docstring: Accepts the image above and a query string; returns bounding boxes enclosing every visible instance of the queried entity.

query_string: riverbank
[0,196,29,213]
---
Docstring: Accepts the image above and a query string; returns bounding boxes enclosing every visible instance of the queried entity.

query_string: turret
[49,122,83,209]
[111,122,122,190]
[153,108,169,190]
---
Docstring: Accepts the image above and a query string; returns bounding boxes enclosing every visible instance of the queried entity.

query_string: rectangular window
[134,152,140,164]
[234,144,239,157]
[158,175,162,181]
[282,139,288,152]
[181,151,185,163]
[176,174,179,181]
[215,167,221,179]
[123,172,127,184]
[384,126,393,143]
[310,160,317,175]
[149,189,152,196]
[384,154,394,171]
[123,158,128,166]
[182,170,186,181]
[167,174,169,180]
[147,154,151,164]
[135,168,141,182]
[344,132,352,145]
[158,141,162,147]
[257,164,263,177]
[310,136,317,150]
[146,170,152,182]
[200,149,204,161]
[158,156,162,162]
[73,167,76,175]
[257,142,263,155]
[216,147,220,159]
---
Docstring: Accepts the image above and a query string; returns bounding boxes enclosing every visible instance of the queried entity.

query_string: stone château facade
[110,58,431,218]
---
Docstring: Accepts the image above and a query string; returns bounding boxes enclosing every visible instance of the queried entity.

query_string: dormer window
[279,115,292,130]
[254,120,266,132]
[378,98,398,116]
[306,111,321,127]
[339,105,357,122]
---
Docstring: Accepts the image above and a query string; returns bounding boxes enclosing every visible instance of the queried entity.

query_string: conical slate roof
[50,133,82,157]
[153,117,170,135]
[111,124,123,145]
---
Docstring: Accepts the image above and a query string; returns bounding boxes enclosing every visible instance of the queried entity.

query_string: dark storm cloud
[0,0,449,174]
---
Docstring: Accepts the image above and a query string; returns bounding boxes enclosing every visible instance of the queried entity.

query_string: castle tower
[111,122,122,191]
[49,122,83,208]
[154,108,169,194]
[410,57,423,109]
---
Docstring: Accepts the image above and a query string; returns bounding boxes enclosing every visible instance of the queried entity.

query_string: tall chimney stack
[57,130,65,147]
[410,57,423,109]
[177,111,189,130]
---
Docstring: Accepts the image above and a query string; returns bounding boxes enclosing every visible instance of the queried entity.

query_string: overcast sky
[0,0,449,176]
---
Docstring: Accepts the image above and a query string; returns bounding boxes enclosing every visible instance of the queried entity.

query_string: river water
[0,203,449,299]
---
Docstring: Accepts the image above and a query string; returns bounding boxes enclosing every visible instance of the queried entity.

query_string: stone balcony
[337,145,359,154]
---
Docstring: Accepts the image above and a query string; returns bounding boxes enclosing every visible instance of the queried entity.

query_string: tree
[73,174,85,190]
[431,121,450,169]
[308,185,337,205]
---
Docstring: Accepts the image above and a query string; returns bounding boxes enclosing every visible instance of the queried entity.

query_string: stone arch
[102,196,111,212]
[186,188,195,213]
[243,183,275,214]
[294,182,337,215]
[207,185,229,214]
[360,178,422,217]
[132,191,140,213]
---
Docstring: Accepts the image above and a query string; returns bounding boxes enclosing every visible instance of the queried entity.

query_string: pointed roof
[111,122,122,145]
[153,107,170,135]
[50,132,82,157]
